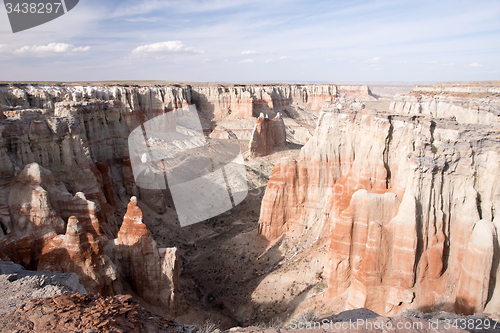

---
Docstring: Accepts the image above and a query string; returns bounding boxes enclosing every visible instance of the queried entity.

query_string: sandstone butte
[249,112,287,157]
[0,81,499,324]
[258,82,500,316]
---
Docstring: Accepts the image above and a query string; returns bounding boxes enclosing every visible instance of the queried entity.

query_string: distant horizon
[2,80,490,86]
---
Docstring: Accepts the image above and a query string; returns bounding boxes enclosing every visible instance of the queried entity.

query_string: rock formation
[0,259,87,317]
[258,84,500,316]
[107,197,185,314]
[0,82,360,317]
[337,85,377,101]
[0,84,340,123]
[0,293,195,333]
[38,216,122,296]
[0,162,183,315]
[249,113,287,157]
[5,81,498,322]
[390,85,500,125]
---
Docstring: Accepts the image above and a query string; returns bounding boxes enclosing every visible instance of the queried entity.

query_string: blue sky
[0,0,499,82]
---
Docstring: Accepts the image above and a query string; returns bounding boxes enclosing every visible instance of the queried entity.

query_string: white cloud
[280,56,290,60]
[14,43,90,56]
[367,57,380,62]
[265,59,274,63]
[240,59,255,63]
[468,62,483,67]
[241,50,257,55]
[132,41,204,54]
[439,63,455,67]
[72,46,91,52]
[427,60,439,64]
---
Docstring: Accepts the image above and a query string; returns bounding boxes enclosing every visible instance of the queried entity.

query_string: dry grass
[196,319,220,333]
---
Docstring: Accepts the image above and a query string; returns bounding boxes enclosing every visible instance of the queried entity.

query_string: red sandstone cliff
[258,91,500,316]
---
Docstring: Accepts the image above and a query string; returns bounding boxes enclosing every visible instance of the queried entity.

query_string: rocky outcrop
[249,113,286,157]
[0,99,126,239]
[38,216,122,296]
[258,89,500,316]
[107,197,185,314]
[2,163,111,269]
[0,259,87,317]
[390,86,500,125]
[455,220,496,315]
[0,163,183,315]
[0,293,195,333]
[337,85,376,101]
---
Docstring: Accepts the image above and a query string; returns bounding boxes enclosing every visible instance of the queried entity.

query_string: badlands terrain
[0,80,500,331]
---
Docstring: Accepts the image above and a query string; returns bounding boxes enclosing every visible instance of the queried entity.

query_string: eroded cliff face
[0,88,188,314]
[0,84,339,122]
[249,113,287,157]
[390,84,500,125]
[0,161,183,314]
[6,81,492,322]
[0,83,364,150]
[258,87,500,316]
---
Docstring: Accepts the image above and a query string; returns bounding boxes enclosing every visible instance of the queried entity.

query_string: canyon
[0,81,499,330]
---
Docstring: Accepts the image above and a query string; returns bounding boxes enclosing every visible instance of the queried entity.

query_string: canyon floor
[138,139,308,328]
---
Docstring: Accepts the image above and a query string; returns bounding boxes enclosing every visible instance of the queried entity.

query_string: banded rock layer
[0,84,343,122]
[258,86,500,316]
[390,84,500,125]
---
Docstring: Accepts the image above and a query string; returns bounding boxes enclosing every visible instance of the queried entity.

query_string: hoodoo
[249,112,287,157]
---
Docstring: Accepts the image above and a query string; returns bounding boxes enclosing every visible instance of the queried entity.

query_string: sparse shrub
[297,311,320,322]
[197,319,220,333]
